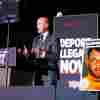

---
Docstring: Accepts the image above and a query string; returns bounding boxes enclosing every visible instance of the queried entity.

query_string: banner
[54,14,98,89]
[0,47,16,66]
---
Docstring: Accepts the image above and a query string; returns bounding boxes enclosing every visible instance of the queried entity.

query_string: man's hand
[23,45,29,57]
[17,48,22,54]
[32,48,47,58]
[40,49,47,58]
[33,48,40,58]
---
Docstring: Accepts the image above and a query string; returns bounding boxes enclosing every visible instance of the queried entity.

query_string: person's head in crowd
[85,47,100,79]
[36,16,49,33]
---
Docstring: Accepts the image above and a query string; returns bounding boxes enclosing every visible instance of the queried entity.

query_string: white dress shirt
[41,32,49,41]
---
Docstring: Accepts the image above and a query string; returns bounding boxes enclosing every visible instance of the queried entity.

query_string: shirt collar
[87,74,100,82]
[41,32,49,40]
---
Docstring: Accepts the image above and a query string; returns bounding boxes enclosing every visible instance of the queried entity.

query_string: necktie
[39,34,46,58]
[40,34,44,41]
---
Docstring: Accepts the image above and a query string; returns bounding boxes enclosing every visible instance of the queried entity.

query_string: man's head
[36,16,49,33]
[86,48,100,78]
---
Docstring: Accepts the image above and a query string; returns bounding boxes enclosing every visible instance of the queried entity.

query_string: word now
[60,59,81,74]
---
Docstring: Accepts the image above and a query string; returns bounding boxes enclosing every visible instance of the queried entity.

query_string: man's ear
[46,23,49,28]
[84,55,89,67]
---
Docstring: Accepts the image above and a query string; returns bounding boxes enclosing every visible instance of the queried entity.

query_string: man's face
[37,17,49,33]
[88,49,100,78]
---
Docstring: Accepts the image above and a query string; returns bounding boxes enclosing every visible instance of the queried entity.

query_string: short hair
[37,16,49,22]
[87,47,100,56]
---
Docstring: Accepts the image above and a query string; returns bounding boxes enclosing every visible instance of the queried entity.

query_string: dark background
[0,0,100,99]
[0,1,100,48]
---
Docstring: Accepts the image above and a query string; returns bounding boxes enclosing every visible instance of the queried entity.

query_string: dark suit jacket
[32,33,60,78]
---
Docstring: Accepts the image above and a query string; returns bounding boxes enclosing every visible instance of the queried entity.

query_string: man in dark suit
[32,16,59,87]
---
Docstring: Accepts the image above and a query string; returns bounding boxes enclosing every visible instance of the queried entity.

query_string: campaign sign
[0,47,16,66]
[54,14,98,100]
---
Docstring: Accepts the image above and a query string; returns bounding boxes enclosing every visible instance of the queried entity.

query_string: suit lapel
[45,33,51,42]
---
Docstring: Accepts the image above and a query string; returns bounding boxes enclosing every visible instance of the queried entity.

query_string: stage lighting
[56,11,63,17]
